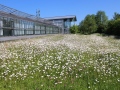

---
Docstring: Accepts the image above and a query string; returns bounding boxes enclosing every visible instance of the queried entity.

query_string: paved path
[0,35,45,42]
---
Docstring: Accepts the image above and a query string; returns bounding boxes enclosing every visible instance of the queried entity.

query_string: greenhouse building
[0,4,76,36]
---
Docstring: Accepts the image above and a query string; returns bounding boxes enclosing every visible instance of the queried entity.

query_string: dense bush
[70,25,79,34]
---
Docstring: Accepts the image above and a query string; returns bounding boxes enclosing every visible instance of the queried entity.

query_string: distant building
[0,4,77,36]
[45,15,77,33]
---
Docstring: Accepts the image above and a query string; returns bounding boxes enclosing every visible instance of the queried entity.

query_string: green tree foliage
[106,12,120,36]
[79,14,97,34]
[79,20,85,34]
[70,25,79,34]
[113,12,120,20]
[106,20,115,35]
[114,19,120,35]
[95,11,108,33]
[107,19,120,35]
[96,11,108,25]
[78,11,120,36]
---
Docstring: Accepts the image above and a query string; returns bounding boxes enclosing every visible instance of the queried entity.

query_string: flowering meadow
[0,34,120,90]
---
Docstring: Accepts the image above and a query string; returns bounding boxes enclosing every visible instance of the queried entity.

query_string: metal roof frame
[0,4,56,26]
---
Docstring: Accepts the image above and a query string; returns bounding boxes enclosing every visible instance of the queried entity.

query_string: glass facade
[64,19,71,28]
[0,17,3,35]
[64,19,71,33]
[53,20,64,28]
[0,15,62,36]
[49,19,72,34]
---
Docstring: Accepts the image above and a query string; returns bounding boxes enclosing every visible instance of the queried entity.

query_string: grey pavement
[0,35,46,42]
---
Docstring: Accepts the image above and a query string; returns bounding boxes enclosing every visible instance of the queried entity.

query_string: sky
[0,0,119,24]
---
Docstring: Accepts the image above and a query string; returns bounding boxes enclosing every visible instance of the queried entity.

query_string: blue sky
[0,0,119,24]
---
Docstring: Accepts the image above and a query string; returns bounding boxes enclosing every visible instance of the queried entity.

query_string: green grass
[0,34,120,90]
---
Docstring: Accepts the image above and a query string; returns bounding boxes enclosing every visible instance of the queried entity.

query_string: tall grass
[0,34,120,90]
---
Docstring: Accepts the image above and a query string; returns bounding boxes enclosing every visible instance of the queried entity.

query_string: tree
[79,14,97,34]
[106,18,120,35]
[106,20,115,35]
[95,11,108,33]
[113,12,120,20]
[96,11,108,25]
[111,19,120,35]
[106,12,120,35]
